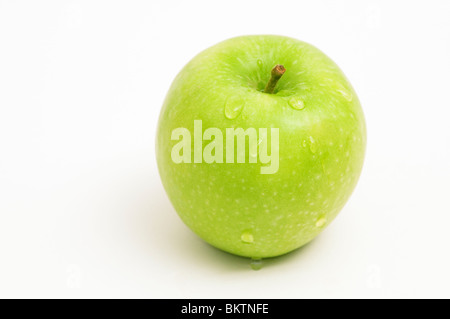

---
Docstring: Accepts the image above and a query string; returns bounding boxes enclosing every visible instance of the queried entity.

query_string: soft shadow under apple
[132,181,321,272]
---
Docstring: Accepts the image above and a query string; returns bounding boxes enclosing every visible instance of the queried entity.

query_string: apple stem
[264,64,286,94]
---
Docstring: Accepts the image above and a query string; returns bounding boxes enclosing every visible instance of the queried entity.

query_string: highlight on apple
[170,120,279,174]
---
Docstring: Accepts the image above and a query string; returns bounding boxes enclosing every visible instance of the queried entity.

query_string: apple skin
[156,35,366,258]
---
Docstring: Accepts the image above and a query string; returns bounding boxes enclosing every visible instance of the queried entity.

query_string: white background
[0,0,449,299]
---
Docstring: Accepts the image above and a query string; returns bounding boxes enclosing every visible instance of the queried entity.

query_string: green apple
[156,35,366,259]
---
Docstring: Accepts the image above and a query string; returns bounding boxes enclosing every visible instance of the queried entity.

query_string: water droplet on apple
[309,136,317,154]
[225,96,245,119]
[241,230,254,244]
[288,97,305,110]
[250,137,265,158]
[315,217,327,228]
[250,258,263,271]
[337,88,353,102]
[257,59,263,68]
[302,140,307,148]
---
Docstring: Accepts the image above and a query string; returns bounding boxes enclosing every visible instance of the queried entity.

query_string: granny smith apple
[156,35,366,259]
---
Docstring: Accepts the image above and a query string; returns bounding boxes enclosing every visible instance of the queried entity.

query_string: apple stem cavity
[264,64,286,94]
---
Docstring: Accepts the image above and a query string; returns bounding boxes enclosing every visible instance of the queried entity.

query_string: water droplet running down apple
[156,35,366,259]
[241,230,254,244]
[288,97,305,110]
[257,59,263,68]
[224,96,245,120]
[250,258,263,271]
[309,136,318,154]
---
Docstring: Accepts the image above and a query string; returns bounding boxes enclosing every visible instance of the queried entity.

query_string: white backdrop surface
[0,0,449,298]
